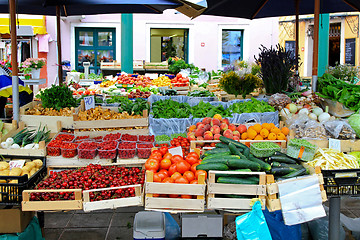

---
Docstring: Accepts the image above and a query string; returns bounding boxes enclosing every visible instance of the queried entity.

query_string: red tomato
[190,179,198,184]
[169,194,179,198]
[168,164,178,176]
[185,156,198,165]
[176,160,191,174]
[195,170,207,180]
[158,169,169,178]
[160,158,172,170]
[156,172,167,181]
[175,176,189,184]
[163,153,172,160]
[171,155,183,164]
[153,173,162,182]
[171,172,182,181]
[159,146,168,156]
[181,195,192,199]
[187,152,199,159]
[145,159,159,172]
[191,163,200,173]
[183,171,195,182]
[162,177,174,183]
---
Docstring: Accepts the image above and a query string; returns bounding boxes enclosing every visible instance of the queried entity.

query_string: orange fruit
[269,123,275,129]
[254,135,264,140]
[247,128,257,140]
[277,133,286,140]
[261,123,271,131]
[260,128,269,139]
[241,132,248,140]
[281,127,290,136]
[253,123,262,133]
[270,127,281,134]
[268,132,277,140]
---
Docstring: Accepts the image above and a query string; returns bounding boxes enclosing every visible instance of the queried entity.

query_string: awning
[0,14,46,35]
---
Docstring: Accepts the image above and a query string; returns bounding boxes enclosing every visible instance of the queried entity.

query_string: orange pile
[240,123,289,141]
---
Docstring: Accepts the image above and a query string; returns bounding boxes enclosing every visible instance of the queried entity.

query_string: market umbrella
[4,0,183,122]
[203,0,360,90]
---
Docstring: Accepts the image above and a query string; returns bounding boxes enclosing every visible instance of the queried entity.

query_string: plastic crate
[0,157,47,206]
[322,169,360,196]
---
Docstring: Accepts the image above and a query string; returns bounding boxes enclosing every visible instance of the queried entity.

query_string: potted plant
[255,44,299,94]
[21,58,46,79]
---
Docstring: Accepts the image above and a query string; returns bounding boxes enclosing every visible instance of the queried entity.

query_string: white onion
[298,108,309,115]
[312,107,324,117]
[308,113,318,120]
[280,108,291,118]
[1,142,9,149]
[5,138,13,145]
[10,143,20,149]
[318,112,331,122]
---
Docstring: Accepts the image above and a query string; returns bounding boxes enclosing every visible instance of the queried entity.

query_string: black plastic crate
[0,157,47,206]
[322,169,360,196]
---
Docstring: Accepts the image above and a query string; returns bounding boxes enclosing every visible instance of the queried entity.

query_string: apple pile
[187,114,245,148]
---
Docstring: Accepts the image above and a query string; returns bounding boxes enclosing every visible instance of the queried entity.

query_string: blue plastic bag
[164,212,180,240]
[235,201,272,240]
[262,208,301,240]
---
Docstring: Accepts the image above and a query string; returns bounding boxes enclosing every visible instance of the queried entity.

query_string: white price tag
[329,138,341,152]
[168,146,183,157]
[84,95,95,110]
[9,160,25,170]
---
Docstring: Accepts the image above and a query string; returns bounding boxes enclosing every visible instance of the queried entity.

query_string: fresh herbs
[118,97,149,116]
[190,101,232,118]
[229,98,275,113]
[36,85,77,110]
[326,63,359,84]
[187,90,215,97]
[151,99,191,118]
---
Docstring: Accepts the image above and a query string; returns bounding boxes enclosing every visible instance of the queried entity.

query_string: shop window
[222,29,243,67]
[75,28,115,74]
[150,28,189,63]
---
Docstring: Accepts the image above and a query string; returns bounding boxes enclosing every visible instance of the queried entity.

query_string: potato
[29,168,37,176]
[32,159,43,168]
[21,170,29,176]
[0,162,9,171]
[21,166,32,173]
[25,162,36,169]
[0,169,10,176]
[9,167,22,176]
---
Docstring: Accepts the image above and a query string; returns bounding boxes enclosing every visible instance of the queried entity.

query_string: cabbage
[348,113,360,138]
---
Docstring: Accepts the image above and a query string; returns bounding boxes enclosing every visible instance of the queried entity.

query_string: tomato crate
[144,171,206,213]
[22,189,83,211]
[82,184,143,212]
[321,168,360,196]
[266,166,327,212]
[0,157,47,206]
[206,170,266,211]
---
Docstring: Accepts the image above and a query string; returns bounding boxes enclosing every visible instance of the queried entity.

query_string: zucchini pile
[196,136,308,181]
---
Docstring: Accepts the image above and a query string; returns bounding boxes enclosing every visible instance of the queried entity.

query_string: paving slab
[115,206,144,213]
[106,226,133,240]
[44,212,74,229]
[67,212,113,228]
[60,227,108,240]
[44,228,64,240]
[111,212,136,227]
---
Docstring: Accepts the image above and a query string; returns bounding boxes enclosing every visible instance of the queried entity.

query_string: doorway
[328,23,341,67]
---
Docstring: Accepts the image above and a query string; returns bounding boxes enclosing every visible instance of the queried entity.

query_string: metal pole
[56,6,63,84]
[329,197,341,240]
[9,0,19,122]
[121,14,134,74]
[311,0,320,92]
[295,0,299,74]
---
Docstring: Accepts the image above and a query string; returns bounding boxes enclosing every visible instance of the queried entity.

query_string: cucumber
[243,147,250,158]
[203,155,240,162]
[196,163,229,171]
[219,136,248,150]
[202,152,231,160]
[204,147,231,156]
[217,176,258,184]
[201,158,229,165]
[282,168,307,178]
[271,161,282,167]
[270,167,295,176]
[223,194,248,199]
[248,154,271,171]
[268,155,297,164]
[227,158,261,171]
[215,169,252,177]
[228,143,248,159]
[215,143,229,148]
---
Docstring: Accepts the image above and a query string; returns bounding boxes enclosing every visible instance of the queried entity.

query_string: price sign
[168,146,183,157]
[329,138,341,152]
[84,95,95,110]
[9,160,25,170]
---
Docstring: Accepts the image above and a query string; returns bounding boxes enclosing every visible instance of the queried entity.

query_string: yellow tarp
[0,15,46,35]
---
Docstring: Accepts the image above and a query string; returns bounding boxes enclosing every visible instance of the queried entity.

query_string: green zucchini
[227,158,261,171]
[271,161,282,167]
[215,169,252,177]
[204,147,231,156]
[270,167,295,176]
[228,143,248,159]
[215,143,229,148]
[268,155,297,164]
[242,147,250,158]
[217,176,258,185]
[201,158,229,165]
[219,136,248,150]
[196,163,229,171]
[248,154,271,171]
[202,152,231,160]
[222,194,248,199]
[282,168,307,178]
[203,154,240,162]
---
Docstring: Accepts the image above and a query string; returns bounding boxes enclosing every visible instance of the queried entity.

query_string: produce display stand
[22,189,83,211]
[82,184,143,212]
[74,128,149,136]
[144,171,206,213]
[266,166,327,212]
[20,101,77,132]
[190,139,287,151]
[206,170,266,211]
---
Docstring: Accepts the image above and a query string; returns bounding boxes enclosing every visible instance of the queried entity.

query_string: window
[222,30,243,67]
[75,28,115,74]
[150,28,189,63]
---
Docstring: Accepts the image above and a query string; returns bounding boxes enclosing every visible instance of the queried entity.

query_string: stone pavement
[42,197,360,240]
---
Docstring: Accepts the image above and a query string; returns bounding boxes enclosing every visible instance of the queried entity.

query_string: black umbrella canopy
[0,0,182,15]
[204,0,360,19]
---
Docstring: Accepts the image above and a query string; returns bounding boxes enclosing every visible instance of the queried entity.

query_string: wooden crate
[0,120,17,140]
[207,170,266,211]
[46,156,113,167]
[266,166,327,212]
[144,61,168,69]
[82,184,143,212]
[73,109,149,129]
[74,128,149,137]
[171,83,189,91]
[144,171,206,213]
[22,189,83,211]
[133,60,144,69]
[20,101,76,132]
[0,122,47,157]
[100,60,121,69]
[116,158,147,165]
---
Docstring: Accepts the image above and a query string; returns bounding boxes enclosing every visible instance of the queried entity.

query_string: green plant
[21,58,46,70]
[219,71,262,99]
[168,57,195,74]
[326,63,359,84]
[255,44,299,94]
[36,85,77,110]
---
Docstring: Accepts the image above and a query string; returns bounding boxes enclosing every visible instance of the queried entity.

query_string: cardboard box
[0,208,34,233]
